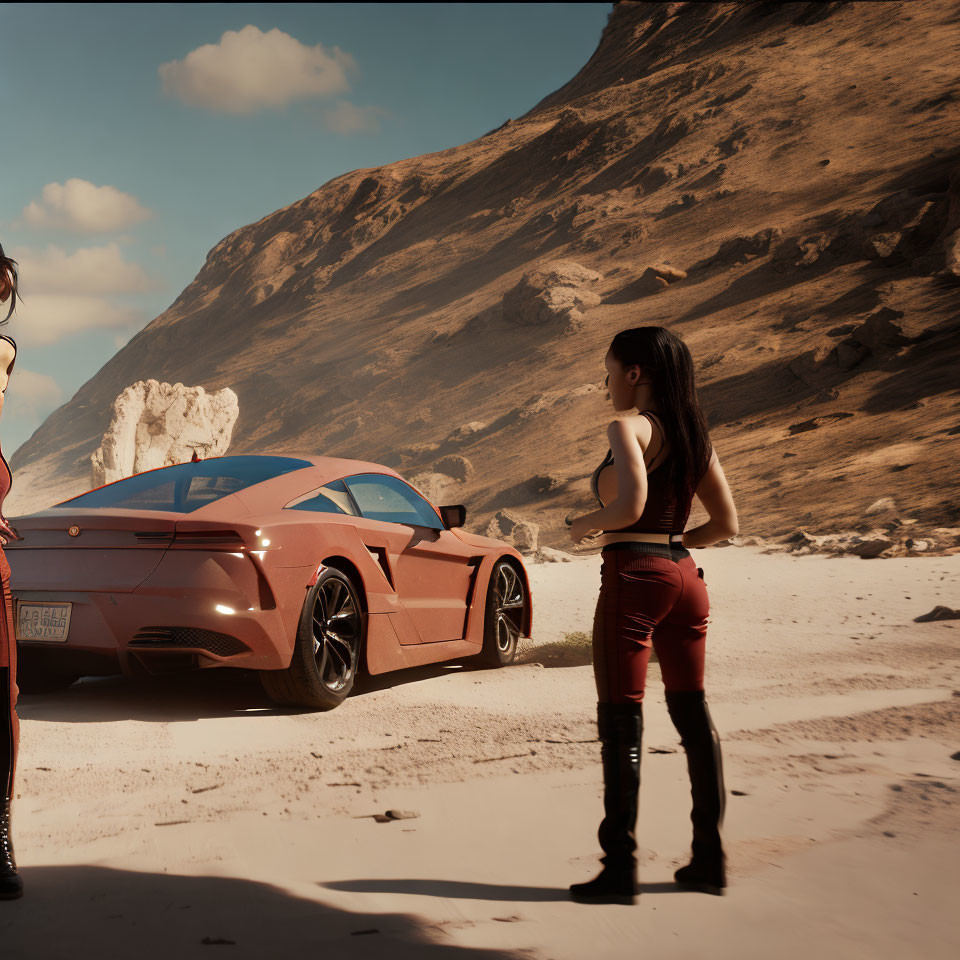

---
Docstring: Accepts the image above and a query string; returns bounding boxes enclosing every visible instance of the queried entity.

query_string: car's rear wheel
[16,652,80,694]
[259,567,364,710]
[479,559,526,667]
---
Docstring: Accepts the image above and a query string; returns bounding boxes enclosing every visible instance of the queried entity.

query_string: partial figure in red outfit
[0,241,23,900]
[566,326,739,905]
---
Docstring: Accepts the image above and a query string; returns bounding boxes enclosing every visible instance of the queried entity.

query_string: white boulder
[91,379,239,486]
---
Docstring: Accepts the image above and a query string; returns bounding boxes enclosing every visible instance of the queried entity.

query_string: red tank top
[590,410,696,535]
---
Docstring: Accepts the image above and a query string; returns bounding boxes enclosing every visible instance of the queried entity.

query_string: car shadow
[16,661,492,723]
[15,670,283,723]
[7,865,525,958]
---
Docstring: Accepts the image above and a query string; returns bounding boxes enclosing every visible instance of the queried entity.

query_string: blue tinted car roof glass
[56,456,313,513]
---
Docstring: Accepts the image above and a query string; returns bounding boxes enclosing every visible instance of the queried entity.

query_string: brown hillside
[9,0,960,554]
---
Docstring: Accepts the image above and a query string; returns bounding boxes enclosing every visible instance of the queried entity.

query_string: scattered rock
[637,262,687,294]
[931,527,960,546]
[863,231,902,260]
[435,454,474,482]
[728,534,766,547]
[409,471,460,504]
[648,746,677,754]
[847,535,894,559]
[525,474,567,495]
[502,260,602,331]
[447,421,487,443]
[787,308,913,385]
[786,412,855,434]
[486,509,539,554]
[864,497,897,516]
[914,606,960,623]
[605,263,686,302]
[533,546,576,563]
[654,192,698,219]
[91,380,239,487]
[385,809,420,820]
[699,227,781,267]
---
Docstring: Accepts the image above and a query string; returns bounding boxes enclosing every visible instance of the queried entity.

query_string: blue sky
[0,2,609,454]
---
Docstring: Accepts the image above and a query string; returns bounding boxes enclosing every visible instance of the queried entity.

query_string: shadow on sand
[14,660,495,723]
[322,877,683,901]
[4,865,526,959]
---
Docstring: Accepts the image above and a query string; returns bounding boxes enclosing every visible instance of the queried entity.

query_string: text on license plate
[16,602,72,642]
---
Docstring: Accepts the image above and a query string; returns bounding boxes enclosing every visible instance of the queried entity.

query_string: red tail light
[169,529,246,550]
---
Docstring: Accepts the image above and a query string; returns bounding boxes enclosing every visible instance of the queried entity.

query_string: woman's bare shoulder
[606,414,654,451]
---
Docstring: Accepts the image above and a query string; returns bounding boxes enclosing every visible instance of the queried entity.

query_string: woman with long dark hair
[566,326,738,904]
[0,241,23,899]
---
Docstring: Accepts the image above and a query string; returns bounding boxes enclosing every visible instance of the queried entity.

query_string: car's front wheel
[259,567,364,710]
[478,559,526,667]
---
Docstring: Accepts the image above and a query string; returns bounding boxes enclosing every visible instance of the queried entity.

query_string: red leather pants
[592,546,710,704]
[0,548,18,798]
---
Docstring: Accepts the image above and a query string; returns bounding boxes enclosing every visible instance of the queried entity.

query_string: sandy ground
[2,546,958,959]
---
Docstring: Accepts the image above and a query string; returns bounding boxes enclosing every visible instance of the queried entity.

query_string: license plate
[15,602,72,642]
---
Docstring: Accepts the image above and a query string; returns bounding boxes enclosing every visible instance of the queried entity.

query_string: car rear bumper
[13,580,294,676]
[12,547,309,676]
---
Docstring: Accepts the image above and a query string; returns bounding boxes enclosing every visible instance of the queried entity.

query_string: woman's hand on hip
[568,516,598,545]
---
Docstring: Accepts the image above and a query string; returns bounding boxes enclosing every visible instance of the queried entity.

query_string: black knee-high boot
[569,701,643,904]
[1,668,21,900]
[665,689,726,895]
[0,798,20,900]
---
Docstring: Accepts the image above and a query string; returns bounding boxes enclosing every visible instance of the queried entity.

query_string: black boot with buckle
[1,666,22,901]
[665,689,726,895]
[569,701,643,905]
[0,797,21,900]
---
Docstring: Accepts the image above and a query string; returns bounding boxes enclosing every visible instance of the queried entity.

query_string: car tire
[259,567,364,710]
[478,558,526,668]
[16,653,79,694]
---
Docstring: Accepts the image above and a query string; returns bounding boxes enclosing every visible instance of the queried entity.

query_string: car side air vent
[365,546,394,590]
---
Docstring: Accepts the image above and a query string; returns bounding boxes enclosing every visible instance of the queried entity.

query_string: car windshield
[55,455,313,513]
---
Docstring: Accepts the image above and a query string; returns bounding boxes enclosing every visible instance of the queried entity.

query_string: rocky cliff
[9,1,960,556]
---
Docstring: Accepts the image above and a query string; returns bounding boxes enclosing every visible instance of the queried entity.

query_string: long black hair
[609,326,713,504]
[0,241,21,323]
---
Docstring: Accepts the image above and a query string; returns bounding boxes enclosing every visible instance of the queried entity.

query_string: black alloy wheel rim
[311,576,361,691]
[494,563,524,654]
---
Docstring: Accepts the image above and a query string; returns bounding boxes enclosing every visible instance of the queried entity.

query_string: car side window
[343,473,444,530]
[285,478,360,516]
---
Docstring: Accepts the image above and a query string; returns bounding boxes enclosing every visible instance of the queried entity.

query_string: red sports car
[6,454,533,709]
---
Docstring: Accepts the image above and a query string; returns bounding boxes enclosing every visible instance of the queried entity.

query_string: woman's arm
[0,337,14,410]
[681,447,739,548]
[570,419,648,541]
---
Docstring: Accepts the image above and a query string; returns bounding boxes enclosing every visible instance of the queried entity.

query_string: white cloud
[16,243,155,296]
[159,25,356,114]
[322,101,387,134]
[4,368,62,408]
[22,179,152,233]
[5,294,143,347]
